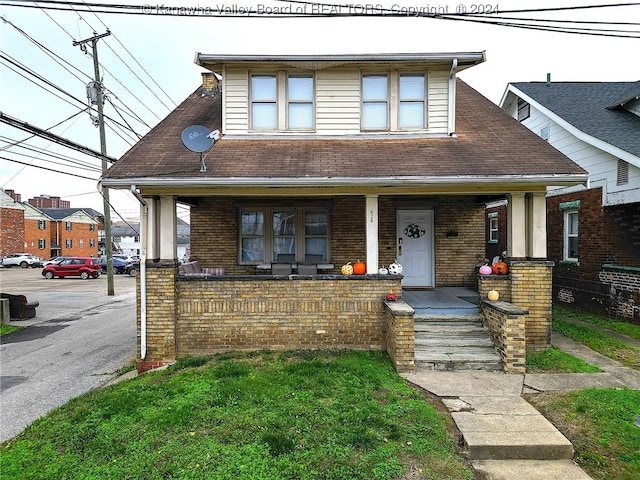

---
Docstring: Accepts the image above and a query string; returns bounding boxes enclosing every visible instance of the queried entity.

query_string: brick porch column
[137,263,178,372]
[509,261,554,352]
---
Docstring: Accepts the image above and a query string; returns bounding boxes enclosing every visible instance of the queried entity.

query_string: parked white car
[0,253,43,268]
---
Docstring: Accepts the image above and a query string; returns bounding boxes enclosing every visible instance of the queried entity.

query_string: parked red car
[41,257,102,279]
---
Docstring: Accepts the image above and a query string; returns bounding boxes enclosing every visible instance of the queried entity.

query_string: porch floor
[402,287,479,315]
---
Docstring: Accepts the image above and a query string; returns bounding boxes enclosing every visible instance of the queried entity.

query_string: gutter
[448,58,458,135]
[101,174,589,189]
[129,186,148,360]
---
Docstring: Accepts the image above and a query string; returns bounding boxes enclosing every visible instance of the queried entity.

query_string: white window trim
[563,210,579,262]
[286,74,315,131]
[361,72,389,131]
[488,214,499,243]
[398,72,428,131]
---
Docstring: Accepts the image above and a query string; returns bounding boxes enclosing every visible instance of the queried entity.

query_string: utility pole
[74,31,114,295]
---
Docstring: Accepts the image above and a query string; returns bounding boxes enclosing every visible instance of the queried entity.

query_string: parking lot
[1,266,136,326]
[1,266,138,442]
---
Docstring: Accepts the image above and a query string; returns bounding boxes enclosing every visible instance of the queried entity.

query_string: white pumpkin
[378,266,388,275]
[388,260,403,275]
[341,262,353,276]
[488,290,500,301]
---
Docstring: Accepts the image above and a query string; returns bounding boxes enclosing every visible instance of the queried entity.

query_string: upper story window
[38,239,46,249]
[517,99,530,121]
[540,125,550,141]
[38,219,46,230]
[362,74,388,130]
[250,73,316,131]
[251,75,278,130]
[399,74,426,129]
[89,224,95,231]
[65,221,73,231]
[287,75,314,130]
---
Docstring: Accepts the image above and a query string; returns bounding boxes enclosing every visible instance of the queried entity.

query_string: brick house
[501,81,640,320]
[100,52,587,373]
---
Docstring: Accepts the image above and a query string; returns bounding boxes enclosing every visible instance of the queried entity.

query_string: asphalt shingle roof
[512,81,640,158]
[103,79,585,182]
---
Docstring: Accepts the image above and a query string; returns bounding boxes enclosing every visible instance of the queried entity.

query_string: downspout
[129,185,148,360]
[448,58,458,136]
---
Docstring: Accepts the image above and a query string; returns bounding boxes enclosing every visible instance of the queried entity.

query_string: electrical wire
[0,136,103,171]
[0,155,99,180]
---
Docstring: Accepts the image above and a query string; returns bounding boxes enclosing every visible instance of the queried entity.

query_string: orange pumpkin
[353,259,366,275]
[492,261,509,275]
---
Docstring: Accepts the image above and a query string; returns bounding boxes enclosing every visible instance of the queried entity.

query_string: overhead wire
[0,155,99,181]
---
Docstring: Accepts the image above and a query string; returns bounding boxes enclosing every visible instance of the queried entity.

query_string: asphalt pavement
[0,267,136,443]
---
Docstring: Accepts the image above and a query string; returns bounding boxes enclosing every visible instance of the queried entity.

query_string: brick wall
[434,197,485,286]
[190,195,484,287]
[0,207,24,256]
[174,276,401,356]
[24,218,52,257]
[385,300,415,373]
[548,188,640,318]
[136,264,177,372]
[481,300,527,373]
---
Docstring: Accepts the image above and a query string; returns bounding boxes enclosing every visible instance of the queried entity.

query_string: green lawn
[552,316,640,369]
[526,345,600,373]
[527,389,640,480]
[523,306,640,479]
[0,350,473,480]
[554,305,640,341]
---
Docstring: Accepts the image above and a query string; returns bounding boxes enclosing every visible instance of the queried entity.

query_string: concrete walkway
[402,331,640,480]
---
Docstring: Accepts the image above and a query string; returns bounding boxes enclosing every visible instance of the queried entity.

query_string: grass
[526,345,600,373]
[554,305,640,341]
[0,325,22,336]
[0,350,473,480]
[526,389,640,480]
[552,316,640,369]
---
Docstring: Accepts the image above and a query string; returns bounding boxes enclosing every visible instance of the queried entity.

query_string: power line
[0,155,99,180]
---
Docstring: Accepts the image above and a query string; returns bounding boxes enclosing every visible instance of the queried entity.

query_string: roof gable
[505,82,640,164]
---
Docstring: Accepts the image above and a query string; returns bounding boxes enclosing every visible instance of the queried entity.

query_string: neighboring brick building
[502,81,640,320]
[28,195,70,209]
[0,190,102,259]
[0,189,25,257]
[39,208,100,258]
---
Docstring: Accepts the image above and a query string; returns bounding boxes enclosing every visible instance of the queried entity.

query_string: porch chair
[276,254,296,263]
[296,263,317,275]
[271,263,293,275]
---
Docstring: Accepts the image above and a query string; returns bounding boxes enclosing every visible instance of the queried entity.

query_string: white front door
[396,210,434,288]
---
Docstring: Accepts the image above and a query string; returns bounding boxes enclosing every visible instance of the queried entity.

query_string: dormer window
[250,75,277,130]
[361,74,388,130]
[287,75,314,130]
[399,74,426,129]
[250,73,315,131]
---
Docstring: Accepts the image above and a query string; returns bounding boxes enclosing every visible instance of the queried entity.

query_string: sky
[1,0,639,222]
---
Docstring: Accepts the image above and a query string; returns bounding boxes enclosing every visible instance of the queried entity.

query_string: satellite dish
[181,125,220,172]
[181,125,214,153]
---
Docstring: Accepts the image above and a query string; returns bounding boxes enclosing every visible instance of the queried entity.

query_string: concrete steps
[414,313,503,371]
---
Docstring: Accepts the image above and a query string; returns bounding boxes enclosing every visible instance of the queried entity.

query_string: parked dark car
[100,256,130,274]
[124,261,139,277]
[42,257,102,279]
